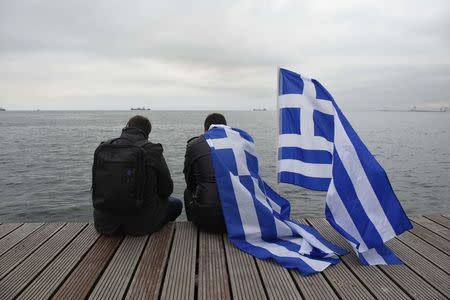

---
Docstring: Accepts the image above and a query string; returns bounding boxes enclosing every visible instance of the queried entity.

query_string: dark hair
[127,115,152,137]
[204,113,227,131]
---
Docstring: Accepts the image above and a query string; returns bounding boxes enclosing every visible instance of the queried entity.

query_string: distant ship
[131,107,151,111]
[253,108,267,111]
[410,106,449,112]
[0,108,5,111]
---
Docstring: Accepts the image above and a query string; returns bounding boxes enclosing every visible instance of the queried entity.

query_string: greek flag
[204,125,347,275]
[277,68,413,265]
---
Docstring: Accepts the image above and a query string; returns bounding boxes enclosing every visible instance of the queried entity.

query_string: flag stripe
[279,159,331,178]
[232,163,336,273]
[279,147,332,164]
[279,68,304,95]
[279,171,330,191]
[252,173,336,258]
[334,112,397,242]
[325,204,360,248]
[278,134,333,152]
[332,150,389,248]
[263,183,290,217]
[334,105,413,235]
[358,245,402,265]
[325,180,369,252]
[279,94,334,115]
[286,221,346,256]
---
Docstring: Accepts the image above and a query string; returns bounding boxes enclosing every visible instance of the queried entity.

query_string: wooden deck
[0,215,449,299]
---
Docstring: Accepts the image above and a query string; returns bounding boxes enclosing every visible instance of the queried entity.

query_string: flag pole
[276,66,280,187]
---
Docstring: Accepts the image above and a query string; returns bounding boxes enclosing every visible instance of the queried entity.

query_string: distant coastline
[379,106,450,113]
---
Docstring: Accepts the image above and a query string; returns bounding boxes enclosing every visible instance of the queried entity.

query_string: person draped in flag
[183,113,228,233]
[204,124,347,275]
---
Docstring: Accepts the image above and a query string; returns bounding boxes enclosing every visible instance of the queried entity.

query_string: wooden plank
[160,222,197,300]
[16,224,100,300]
[0,223,22,240]
[125,224,175,300]
[0,223,43,257]
[290,271,338,300]
[256,259,302,300]
[197,231,231,300]
[322,258,376,299]
[307,218,446,300]
[424,215,450,229]
[256,220,332,300]
[223,236,267,300]
[88,235,148,300]
[307,218,389,300]
[410,216,450,241]
[0,223,64,279]
[0,218,446,300]
[0,223,86,300]
[288,219,339,300]
[386,238,450,297]
[51,235,122,300]
[307,218,401,300]
[409,222,450,254]
[290,270,339,300]
[380,263,446,299]
[396,231,450,274]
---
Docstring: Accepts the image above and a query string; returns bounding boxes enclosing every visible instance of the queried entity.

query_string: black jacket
[183,136,226,233]
[94,127,173,235]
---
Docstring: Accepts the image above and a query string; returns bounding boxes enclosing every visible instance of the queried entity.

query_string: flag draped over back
[277,68,413,264]
[204,125,347,275]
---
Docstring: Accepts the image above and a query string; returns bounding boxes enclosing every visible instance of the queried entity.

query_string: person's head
[204,113,227,132]
[127,115,152,138]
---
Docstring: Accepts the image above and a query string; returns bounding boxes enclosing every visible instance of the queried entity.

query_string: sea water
[0,110,449,222]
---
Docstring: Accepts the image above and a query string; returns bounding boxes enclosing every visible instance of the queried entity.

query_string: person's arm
[146,143,173,199]
[183,139,197,193]
[156,152,173,199]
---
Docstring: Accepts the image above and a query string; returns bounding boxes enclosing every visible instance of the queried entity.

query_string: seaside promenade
[0,215,449,299]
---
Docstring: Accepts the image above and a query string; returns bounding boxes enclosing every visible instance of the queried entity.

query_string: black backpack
[92,138,149,214]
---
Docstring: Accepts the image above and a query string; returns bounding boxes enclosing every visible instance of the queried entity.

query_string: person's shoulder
[187,135,200,143]
[186,136,211,160]
[142,141,164,154]
[186,136,207,149]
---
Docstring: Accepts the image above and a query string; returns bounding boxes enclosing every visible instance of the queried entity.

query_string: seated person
[92,115,182,235]
[183,113,227,233]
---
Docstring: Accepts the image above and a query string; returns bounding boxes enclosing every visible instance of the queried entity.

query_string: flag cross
[278,77,334,152]
[206,126,256,176]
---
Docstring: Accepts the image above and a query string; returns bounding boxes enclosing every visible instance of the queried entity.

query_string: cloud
[0,0,449,110]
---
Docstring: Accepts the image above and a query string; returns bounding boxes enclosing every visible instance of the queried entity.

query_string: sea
[0,110,449,222]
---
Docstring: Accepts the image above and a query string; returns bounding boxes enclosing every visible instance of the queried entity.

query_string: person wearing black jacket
[183,113,227,233]
[94,115,182,235]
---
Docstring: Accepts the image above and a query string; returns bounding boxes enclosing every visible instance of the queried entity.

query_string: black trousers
[184,189,226,234]
[94,197,183,236]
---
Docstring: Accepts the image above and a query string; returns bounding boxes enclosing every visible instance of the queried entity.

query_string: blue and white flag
[277,68,413,265]
[204,125,347,275]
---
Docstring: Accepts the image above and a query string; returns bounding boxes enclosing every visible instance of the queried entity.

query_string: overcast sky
[0,0,449,110]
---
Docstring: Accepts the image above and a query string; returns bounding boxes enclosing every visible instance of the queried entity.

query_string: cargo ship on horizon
[130,107,151,111]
